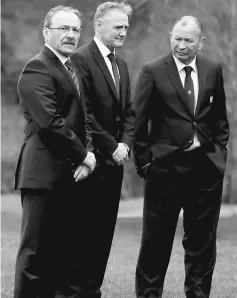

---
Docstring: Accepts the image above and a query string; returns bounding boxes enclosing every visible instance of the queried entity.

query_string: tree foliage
[1,0,236,202]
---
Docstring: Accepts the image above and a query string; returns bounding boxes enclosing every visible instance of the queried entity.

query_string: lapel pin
[210,96,213,103]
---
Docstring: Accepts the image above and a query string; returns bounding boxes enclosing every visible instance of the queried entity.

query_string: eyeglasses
[47,26,83,35]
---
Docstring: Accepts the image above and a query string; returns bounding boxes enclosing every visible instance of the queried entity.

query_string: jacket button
[116,117,120,121]
[193,121,196,126]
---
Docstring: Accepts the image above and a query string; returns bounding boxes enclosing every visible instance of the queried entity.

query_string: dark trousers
[14,177,91,298]
[78,163,124,298]
[14,164,123,298]
[136,148,224,298]
[14,189,61,298]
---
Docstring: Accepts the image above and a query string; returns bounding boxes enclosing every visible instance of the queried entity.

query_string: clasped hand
[112,143,129,166]
[73,151,96,182]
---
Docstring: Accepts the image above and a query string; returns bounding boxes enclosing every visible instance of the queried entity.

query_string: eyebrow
[114,24,129,27]
[174,35,193,39]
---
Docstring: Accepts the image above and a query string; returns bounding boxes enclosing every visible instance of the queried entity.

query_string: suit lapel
[165,53,194,116]
[41,46,84,110]
[195,55,207,115]
[89,40,119,101]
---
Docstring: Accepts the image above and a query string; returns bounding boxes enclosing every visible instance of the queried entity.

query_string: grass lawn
[1,209,237,298]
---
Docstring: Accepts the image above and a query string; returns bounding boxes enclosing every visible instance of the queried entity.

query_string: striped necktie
[65,59,80,95]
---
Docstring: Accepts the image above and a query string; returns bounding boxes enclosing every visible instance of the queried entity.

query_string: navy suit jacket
[133,53,229,176]
[15,46,90,189]
[71,40,135,163]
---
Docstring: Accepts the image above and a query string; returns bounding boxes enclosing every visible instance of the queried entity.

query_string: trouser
[14,179,89,298]
[14,189,63,298]
[78,163,124,298]
[136,148,224,298]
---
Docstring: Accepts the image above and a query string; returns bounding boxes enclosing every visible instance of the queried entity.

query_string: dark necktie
[107,52,120,97]
[184,66,195,113]
[65,59,80,95]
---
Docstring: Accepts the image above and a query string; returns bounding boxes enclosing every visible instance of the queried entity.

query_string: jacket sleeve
[120,63,135,153]
[17,58,87,164]
[133,64,154,175]
[212,66,229,149]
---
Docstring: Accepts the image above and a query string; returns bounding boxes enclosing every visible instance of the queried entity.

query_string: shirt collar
[94,36,115,58]
[45,43,68,66]
[172,54,197,73]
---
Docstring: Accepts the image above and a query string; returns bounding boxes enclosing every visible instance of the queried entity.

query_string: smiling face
[43,10,81,57]
[96,8,129,51]
[170,17,204,65]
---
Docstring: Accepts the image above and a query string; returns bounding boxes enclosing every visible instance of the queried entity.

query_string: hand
[73,165,90,182]
[82,151,96,173]
[112,143,129,166]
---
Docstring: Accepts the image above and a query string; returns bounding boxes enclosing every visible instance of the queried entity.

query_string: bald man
[133,16,229,298]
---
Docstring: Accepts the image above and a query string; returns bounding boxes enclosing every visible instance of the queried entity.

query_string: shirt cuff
[112,143,129,155]
[112,146,119,156]
[142,163,151,169]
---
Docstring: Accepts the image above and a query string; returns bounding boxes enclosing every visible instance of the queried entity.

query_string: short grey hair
[44,5,82,28]
[94,2,132,27]
[172,16,203,36]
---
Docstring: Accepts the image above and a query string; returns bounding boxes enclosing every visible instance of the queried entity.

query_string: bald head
[170,15,205,65]
[172,16,203,37]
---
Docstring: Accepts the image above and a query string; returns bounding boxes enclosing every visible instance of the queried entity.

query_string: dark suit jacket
[70,40,134,163]
[15,46,90,190]
[133,53,229,176]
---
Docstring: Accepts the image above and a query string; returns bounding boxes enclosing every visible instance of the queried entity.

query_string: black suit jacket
[15,46,90,189]
[133,53,229,176]
[71,40,134,163]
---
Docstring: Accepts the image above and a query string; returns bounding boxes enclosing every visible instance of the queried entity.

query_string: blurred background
[1,0,237,202]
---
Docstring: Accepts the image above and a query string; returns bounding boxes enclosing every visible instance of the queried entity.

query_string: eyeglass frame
[46,25,84,35]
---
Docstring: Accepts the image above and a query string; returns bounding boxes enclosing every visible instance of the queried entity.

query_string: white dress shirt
[173,55,200,150]
[94,36,120,84]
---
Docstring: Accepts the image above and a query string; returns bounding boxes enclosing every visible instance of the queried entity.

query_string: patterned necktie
[107,52,120,97]
[184,66,195,113]
[65,59,80,95]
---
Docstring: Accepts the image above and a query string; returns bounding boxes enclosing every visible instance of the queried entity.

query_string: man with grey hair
[13,5,96,298]
[133,16,229,298]
[71,2,134,297]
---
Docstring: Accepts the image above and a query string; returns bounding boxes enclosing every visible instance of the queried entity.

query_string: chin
[176,55,188,63]
[60,51,71,57]
[115,42,124,48]
[64,50,75,56]
[63,45,75,52]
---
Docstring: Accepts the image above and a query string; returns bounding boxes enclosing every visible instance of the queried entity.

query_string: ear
[96,19,103,31]
[169,31,173,44]
[199,36,205,50]
[43,27,49,41]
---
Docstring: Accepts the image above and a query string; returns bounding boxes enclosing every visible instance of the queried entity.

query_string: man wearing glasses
[14,5,96,298]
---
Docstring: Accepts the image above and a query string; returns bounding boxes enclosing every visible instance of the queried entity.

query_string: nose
[67,29,75,38]
[119,27,127,37]
[178,40,186,49]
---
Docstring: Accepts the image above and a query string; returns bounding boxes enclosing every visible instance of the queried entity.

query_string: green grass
[1,208,237,298]
[1,105,25,193]
[1,105,24,162]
